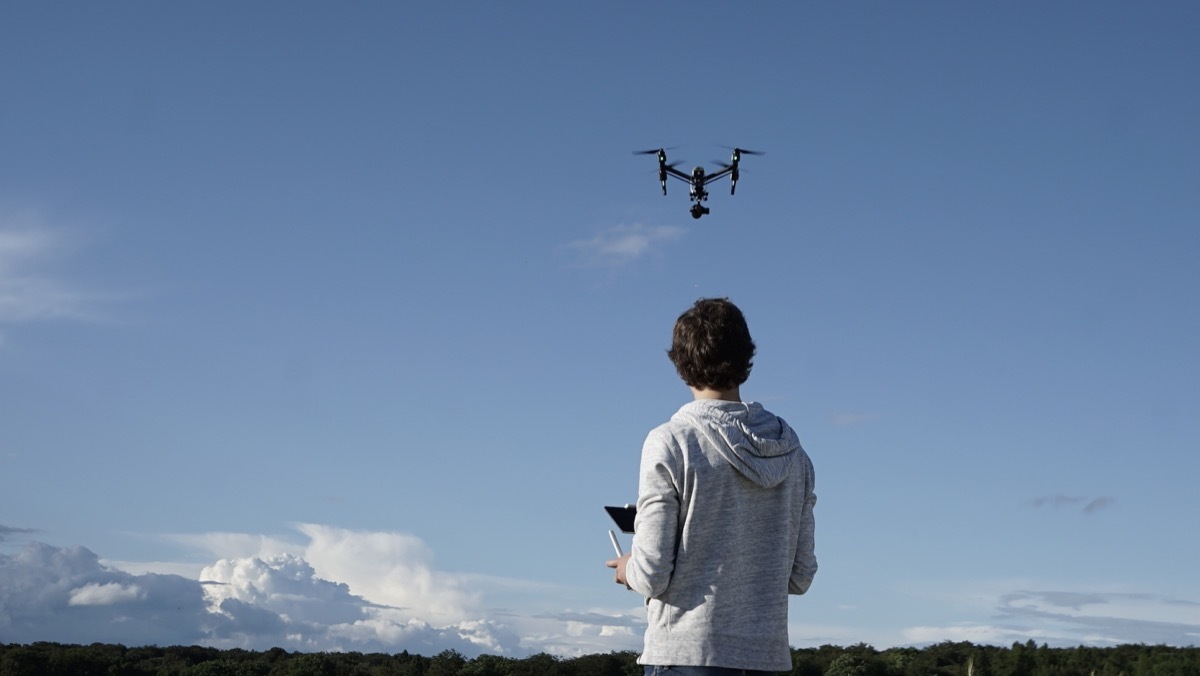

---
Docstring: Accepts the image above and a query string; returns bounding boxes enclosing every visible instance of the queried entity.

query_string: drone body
[635,146,763,218]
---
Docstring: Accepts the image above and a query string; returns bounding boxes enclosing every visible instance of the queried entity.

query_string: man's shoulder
[644,418,682,445]
[648,404,706,437]
[642,409,700,451]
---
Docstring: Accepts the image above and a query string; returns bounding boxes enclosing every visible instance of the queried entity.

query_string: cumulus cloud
[174,524,481,626]
[68,582,144,606]
[201,554,364,627]
[564,223,685,267]
[1032,494,1116,514]
[296,523,480,625]
[198,550,513,654]
[0,543,218,646]
[1,524,640,657]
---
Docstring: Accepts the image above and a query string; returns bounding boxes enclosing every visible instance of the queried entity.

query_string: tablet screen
[604,505,636,534]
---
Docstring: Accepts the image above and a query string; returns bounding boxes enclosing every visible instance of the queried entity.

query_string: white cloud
[0,208,131,332]
[172,524,483,626]
[0,211,97,324]
[69,582,144,606]
[0,524,643,656]
[0,542,219,646]
[296,523,480,625]
[565,223,685,268]
[201,553,364,626]
[0,536,524,655]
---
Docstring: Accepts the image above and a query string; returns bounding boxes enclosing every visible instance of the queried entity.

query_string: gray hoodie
[625,399,817,672]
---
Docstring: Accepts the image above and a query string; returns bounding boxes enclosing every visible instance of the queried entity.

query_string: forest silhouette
[3,640,1200,675]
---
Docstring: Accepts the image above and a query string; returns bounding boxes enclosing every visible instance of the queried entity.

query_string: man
[607,298,817,676]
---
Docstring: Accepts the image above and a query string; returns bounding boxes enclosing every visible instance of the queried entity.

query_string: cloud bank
[903,588,1200,647]
[6,524,1195,655]
[0,543,221,647]
[0,524,642,657]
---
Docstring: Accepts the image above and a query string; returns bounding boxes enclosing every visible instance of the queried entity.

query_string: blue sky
[2,1,1198,656]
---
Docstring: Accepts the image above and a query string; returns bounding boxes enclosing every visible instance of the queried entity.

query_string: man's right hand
[605,553,632,590]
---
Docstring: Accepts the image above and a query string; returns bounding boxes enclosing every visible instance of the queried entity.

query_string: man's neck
[690,386,742,402]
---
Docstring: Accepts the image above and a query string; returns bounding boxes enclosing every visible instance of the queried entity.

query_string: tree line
[2,640,1199,675]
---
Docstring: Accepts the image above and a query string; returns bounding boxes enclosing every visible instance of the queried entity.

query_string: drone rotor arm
[702,165,735,185]
[663,164,693,182]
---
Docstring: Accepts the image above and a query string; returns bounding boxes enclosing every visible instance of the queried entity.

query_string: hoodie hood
[673,399,802,488]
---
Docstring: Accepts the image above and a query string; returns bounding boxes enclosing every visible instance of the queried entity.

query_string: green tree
[566,651,640,676]
[268,652,341,676]
[1,644,50,676]
[460,653,517,676]
[507,652,565,676]
[185,658,270,676]
[1003,640,1037,676]
[826,653,875,676]
[427,649,467,676]
[878,647,919,676]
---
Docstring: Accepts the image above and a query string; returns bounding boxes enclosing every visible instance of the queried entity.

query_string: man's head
[668,297,756,391]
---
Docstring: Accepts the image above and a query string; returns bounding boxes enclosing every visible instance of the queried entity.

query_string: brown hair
[667,298,756,390]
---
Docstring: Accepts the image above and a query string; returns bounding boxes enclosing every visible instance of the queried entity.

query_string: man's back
[625,399,817,672]
[604,297,818,675]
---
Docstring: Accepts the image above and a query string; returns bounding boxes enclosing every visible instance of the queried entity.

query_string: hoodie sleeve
[624,428,680,599]
[789,453,818,595]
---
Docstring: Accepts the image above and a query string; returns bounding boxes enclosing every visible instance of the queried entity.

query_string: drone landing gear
[690,204,710,219]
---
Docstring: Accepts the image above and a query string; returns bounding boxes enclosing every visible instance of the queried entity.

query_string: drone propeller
[634,146,679,155]
[720,145,765,156]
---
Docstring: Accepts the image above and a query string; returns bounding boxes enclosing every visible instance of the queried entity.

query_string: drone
[634,146,764,218]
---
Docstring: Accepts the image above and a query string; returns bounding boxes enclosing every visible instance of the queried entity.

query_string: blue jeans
[644,667,779,676]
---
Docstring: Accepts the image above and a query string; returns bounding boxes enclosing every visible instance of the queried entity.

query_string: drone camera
[690,204,710,219]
